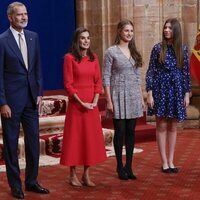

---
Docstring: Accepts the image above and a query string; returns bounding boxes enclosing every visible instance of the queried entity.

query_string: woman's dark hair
[114,19,142,67]
[69,27,94,62]
[160,18,183,68]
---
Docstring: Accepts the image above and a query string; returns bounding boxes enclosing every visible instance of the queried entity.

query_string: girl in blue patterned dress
[146,18,191,173]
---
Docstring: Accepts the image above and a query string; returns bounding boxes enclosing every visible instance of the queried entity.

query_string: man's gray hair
[7,2,25,16]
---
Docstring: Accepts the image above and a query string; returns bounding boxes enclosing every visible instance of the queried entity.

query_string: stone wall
[75,0,198,90]
[75,0,200,128]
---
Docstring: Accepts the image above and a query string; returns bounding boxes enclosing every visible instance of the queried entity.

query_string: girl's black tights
[113,118,137,170]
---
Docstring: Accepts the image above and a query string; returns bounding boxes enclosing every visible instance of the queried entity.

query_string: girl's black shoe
[169,167,179,173]
[117,168,128,180]
[161,167,171,173]
[123,167,137,180]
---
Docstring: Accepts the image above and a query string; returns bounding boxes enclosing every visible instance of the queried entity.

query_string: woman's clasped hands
[81,102,97,110]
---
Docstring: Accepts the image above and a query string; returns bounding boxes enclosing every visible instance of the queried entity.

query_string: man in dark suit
[0,2,49,199]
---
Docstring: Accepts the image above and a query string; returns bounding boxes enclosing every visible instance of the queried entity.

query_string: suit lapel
[6,30,26,68]
[24,30,34,70]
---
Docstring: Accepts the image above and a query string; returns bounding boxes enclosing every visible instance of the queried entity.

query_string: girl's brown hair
[160,18,184,68]
[114,19,142,67]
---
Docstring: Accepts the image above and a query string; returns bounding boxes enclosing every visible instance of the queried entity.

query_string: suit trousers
[1,89,39,189]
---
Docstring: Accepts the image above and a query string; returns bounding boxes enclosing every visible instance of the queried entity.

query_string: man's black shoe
[11,188,24,199]
[25,183,49,194]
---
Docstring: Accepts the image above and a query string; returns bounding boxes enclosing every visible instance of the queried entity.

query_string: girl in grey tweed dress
[103,45,143,119]
[103,19,144,180]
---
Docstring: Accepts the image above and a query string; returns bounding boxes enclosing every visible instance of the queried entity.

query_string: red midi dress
[60,53,107,166]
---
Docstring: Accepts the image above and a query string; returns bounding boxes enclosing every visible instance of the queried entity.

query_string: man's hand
[37,96,42,115]
[0,104,11,118]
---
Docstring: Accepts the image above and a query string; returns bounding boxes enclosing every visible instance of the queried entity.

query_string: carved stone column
[76,0,134,66]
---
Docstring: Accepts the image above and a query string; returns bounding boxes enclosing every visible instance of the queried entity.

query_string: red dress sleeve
[94,54,103,94]
[63,54,78,97]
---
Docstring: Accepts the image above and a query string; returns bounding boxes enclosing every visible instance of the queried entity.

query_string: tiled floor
[0,129,200,200]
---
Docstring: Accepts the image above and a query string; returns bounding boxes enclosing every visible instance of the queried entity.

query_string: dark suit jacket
[0,29,43,110]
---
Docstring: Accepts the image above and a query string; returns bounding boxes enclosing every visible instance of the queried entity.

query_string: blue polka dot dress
[146,43,191,122]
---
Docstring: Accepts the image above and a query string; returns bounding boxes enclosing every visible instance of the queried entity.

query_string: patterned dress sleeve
[94,54,103,94]
[102,48,113,87]
[135,67,142,85]
[63,54,78,97]
[182,45,191,93]
[146,44,160,92]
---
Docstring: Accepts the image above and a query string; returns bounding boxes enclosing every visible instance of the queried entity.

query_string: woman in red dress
[60,27,107,187]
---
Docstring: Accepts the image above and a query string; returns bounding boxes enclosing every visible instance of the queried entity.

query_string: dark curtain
[0,0,76,90]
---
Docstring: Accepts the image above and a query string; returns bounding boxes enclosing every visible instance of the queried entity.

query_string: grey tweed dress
[103,45,143,119]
